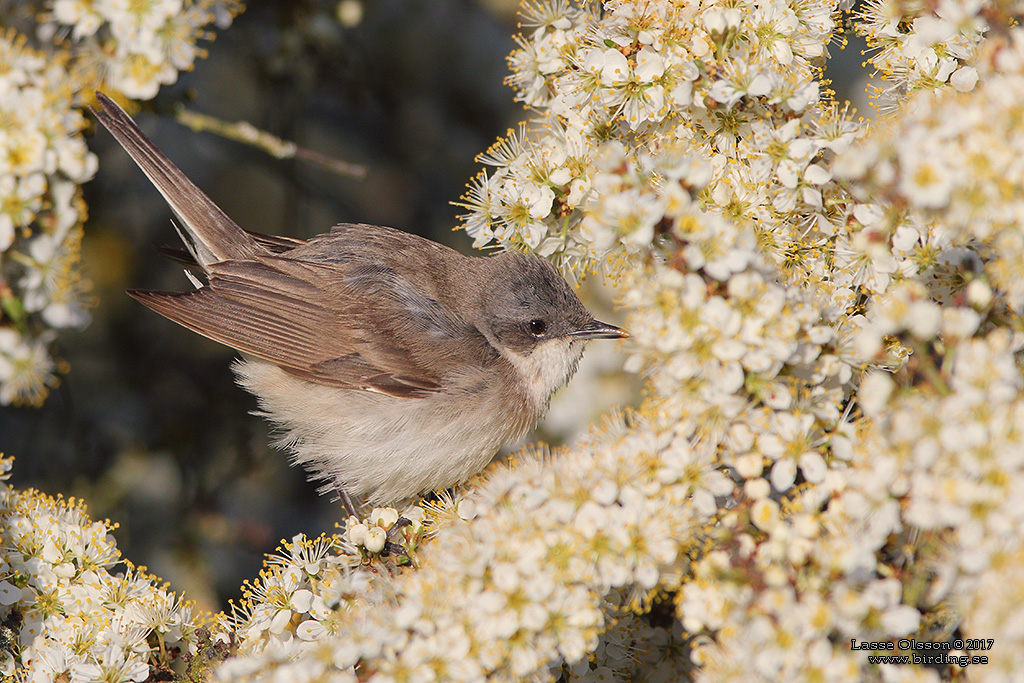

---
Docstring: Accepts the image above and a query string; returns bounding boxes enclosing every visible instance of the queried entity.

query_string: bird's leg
[339,487,414,564]
[382,518,413,562]
[385,517,412,543]
[340,488,360,518]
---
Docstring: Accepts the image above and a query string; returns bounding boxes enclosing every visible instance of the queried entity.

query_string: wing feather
[127,253,485,397]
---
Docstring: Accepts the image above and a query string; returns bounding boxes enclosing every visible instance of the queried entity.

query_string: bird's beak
[570,319,629,339]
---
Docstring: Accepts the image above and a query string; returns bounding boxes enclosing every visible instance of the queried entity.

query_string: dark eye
[529,319,547,336]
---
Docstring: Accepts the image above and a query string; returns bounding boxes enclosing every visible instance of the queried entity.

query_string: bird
[92,92,626,516]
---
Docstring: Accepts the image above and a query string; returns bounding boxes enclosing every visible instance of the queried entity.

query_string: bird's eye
[529,319,547,336]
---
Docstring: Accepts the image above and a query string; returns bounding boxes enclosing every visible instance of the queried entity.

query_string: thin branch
[173,106,368,180]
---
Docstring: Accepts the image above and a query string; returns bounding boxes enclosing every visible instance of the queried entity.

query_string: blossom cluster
[0,456,200,680]
[212,425,720,681]
[459,0,836,274]
[216,533,368,682]
[43,0,244,100]
[7,0,1024,680]
[854,0,986,110]
[0,2,240,406]
[0,33,95,406]
[204,0,1024,680]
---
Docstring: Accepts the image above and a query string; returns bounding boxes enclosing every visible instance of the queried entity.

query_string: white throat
[503,338,586,411]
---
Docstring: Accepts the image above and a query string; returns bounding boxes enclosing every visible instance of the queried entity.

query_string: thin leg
[340,488,359,518]
[385,517,412,542]
[383,518,413,561]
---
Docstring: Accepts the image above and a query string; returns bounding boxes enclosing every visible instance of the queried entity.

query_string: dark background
[0,0,870,612]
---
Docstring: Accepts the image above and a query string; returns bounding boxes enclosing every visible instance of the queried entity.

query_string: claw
[382,517,414,562]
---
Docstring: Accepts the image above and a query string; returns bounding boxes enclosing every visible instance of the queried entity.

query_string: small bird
[92,93,626,515]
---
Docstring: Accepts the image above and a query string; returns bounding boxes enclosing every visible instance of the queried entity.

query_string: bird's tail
[92,92,265,268]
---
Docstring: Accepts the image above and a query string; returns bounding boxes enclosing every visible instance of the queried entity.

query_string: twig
[173,106,368,179]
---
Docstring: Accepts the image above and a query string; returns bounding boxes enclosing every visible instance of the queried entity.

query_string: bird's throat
[504,338,586,414]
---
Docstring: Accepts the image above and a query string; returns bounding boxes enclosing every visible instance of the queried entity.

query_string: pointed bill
[569,319,628,339]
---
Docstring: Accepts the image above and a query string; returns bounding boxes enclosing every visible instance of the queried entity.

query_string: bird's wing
[129,255,480,397]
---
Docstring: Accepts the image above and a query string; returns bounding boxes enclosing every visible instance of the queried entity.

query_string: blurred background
[0,0,871,613]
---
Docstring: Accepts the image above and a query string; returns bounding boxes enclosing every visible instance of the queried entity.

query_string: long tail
[92,92,266,268]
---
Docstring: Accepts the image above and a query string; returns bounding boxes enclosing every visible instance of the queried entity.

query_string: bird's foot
[381,517,414,562]
[345,508,420,567]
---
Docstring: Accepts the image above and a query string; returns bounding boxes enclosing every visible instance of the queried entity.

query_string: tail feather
[157,229,307,269]
[92,92,265,268]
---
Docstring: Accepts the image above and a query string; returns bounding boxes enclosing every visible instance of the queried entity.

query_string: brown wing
[128,254,475,398]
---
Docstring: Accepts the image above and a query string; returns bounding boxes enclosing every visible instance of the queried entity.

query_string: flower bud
[364,526,387,554]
